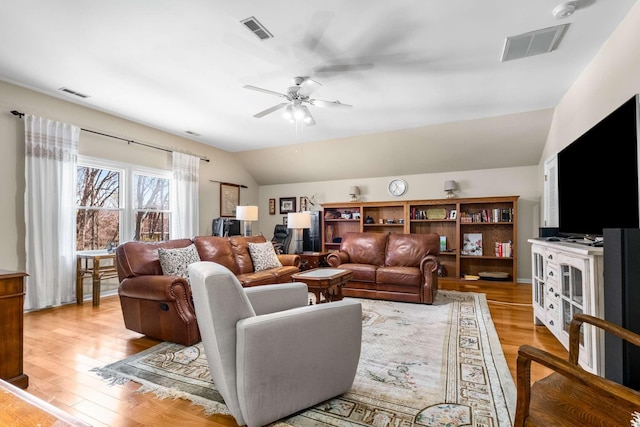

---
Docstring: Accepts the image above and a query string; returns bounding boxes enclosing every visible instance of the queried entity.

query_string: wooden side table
[298,251,330,271]
[291,268,351,304]
[0,270,29,389]
[76,250,118,307]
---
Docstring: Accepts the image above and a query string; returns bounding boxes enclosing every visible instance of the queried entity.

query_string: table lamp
[348,186,360,202]
[236,205,258,236]
[287,212,311,254]
[444,180,457,199]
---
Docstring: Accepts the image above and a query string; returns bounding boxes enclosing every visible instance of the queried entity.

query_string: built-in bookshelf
[321,195,519,285]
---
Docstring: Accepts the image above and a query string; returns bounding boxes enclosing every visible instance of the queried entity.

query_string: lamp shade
[287,212,311,229]
[444,180,457,192]
[348,186,360,196]
[236,205,258,221]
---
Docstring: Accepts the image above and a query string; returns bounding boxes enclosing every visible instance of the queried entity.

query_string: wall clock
[388,178,407,197]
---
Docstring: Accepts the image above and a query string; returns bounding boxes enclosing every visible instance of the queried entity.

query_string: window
[75,157,171,251]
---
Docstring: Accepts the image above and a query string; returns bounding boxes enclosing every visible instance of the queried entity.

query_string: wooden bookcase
[321,195,519,285]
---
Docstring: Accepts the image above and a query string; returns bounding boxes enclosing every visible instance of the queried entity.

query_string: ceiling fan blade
[309,99,353,110]
[243,85,289,99]
[253,102,289,118]
[297,78,322,97]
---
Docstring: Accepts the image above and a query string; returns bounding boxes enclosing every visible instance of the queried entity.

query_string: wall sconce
[287,212,311,254]
[236,205,258,236]
[348,186,361,202]
[444,180,458,199]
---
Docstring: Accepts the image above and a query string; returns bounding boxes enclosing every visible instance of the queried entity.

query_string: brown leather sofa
[116,235,301,345]
[326,232,440,304]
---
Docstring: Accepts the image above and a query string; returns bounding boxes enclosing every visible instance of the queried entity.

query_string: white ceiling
[0,0,636,184]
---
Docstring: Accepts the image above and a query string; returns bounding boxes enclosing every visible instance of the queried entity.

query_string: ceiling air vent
[58,87,90,98]
[501,24,569,62]
[240,16,273,40]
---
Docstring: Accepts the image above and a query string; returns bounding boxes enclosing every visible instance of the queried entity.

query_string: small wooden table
[291,268,351,304]
[76,250,118,307]
[298,251,330,271]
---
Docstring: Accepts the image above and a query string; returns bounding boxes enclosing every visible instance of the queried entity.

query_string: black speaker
[603,228,640,390]
[539,227,559,238]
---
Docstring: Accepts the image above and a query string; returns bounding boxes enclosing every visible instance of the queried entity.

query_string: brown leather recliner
[326,232,440,304]
[116,235,301,345]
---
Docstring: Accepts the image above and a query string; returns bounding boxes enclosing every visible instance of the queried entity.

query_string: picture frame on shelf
[280,197,296,214]
[449,210,457,220]
[269,198,276,215]
[462,233,483,256]
[220,183,240,217]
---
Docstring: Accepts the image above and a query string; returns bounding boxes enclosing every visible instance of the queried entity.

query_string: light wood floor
[21,282,568,426]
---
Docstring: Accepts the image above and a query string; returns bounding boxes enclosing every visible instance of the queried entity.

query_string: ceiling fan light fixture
[282,104,294,120]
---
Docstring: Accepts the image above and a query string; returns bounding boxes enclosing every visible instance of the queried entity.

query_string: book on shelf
[462,233,483,256]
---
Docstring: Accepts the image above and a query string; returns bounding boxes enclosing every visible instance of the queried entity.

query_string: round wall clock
[388,178,407,197]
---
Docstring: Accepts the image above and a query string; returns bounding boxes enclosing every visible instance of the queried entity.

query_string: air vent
[58,87,90,98]
[185,130,201,137]
[501,24,569,62]
[240,16,273,40]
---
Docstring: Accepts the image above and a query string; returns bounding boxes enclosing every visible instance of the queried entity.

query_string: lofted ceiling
[0,0,636,184]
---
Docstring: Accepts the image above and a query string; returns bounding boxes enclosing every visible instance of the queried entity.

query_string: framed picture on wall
[280,197,296,214]
[269,198,276,215]
[220,183,240,217]
[299,196,309,212]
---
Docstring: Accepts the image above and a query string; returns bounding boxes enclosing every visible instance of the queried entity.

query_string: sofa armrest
[244,282,309,315]
[277,253,301,268]
[118,275,191,302]
[327,251,350,267]
[420,255,439,304]
[235,300,362,427]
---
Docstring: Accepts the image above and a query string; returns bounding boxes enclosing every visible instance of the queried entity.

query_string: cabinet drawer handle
[547,254,554,260]
[548,271,554,277]
[549,320,554,326]
[548,303,554,310]
[549,287,554,293]
[555,293,560,298]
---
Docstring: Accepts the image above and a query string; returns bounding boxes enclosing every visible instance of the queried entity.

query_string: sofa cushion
[336,263,378,282]
[230,235,267,274]
[193,236,240,274]
[340,232,388,266]
[376,266,422,286]
[116,238,194,279]
[247,241,282,272]
[385,233,440,267]
[158,244,201,280]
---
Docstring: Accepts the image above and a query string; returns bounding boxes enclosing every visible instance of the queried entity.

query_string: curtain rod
[10,110,210,162]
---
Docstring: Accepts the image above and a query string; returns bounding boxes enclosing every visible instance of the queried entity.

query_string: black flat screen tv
[557,94,640,238]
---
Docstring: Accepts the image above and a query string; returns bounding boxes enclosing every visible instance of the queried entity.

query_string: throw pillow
[158,244,201,280]
[247,241,282,272]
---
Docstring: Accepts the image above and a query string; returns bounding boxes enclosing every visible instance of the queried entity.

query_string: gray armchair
[188,261,362,427]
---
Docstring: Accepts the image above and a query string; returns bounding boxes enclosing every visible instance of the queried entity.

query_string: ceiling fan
[243,76,352,126]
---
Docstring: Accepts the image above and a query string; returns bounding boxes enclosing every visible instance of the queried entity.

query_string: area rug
[93,290,516,426]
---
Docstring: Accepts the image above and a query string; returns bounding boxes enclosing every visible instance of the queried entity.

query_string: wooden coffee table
[291,268,352,304]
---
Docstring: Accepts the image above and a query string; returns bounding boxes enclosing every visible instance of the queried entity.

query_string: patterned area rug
[93,290,515,426]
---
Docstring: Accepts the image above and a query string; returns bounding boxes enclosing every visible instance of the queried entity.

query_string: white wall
[0,80,258,271]
[259,166,540,283]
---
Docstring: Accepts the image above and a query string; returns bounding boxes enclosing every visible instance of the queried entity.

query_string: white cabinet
[529,239,604,374]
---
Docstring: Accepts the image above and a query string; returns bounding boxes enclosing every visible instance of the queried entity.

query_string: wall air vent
[501,24,569,62]
[240,16,274,40]
[58,87,90,98]
[185,130,201,137]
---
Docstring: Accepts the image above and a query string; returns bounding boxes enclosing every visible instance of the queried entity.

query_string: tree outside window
[76,161,171,251]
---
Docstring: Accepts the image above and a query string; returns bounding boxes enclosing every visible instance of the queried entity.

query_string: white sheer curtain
[171,152,200,239]
[24,115,80,310]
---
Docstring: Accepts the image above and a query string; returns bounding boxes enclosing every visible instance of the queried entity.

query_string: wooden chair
[515,313,640,426]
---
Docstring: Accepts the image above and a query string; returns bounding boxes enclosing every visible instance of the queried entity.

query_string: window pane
[76,209,120,251]
[134,174,169,210]
[134,211,170,242]
[76,166,119,208]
